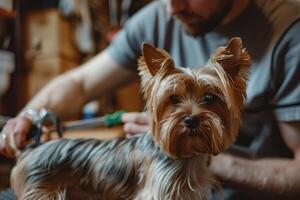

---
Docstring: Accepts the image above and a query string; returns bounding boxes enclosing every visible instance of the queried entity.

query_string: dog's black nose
[184,116,199,129]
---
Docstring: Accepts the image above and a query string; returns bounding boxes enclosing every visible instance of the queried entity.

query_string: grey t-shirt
[107,0,300,199]
[108,0,300,153]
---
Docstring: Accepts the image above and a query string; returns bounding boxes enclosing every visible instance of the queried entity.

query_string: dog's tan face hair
[139,38,251,158]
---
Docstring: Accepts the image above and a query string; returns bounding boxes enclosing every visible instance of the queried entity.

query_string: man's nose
[167,0,187,15]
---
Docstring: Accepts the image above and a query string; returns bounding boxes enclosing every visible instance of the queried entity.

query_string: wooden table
[49,125,125,140]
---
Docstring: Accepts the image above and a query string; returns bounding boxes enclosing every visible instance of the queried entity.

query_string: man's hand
[0,117,32,158]
[209,121,300,197]
[121,112,150,135]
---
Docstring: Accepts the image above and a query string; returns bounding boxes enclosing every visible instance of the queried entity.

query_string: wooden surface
[50,125,125,140]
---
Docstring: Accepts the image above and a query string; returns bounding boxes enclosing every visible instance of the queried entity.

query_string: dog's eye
[203,93,217,105]
[170,95,181,104]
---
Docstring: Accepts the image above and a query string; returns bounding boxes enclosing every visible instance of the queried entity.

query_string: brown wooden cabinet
[25,9,79,61]
[24,9,80,98]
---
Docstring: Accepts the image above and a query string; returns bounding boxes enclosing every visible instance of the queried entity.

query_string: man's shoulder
[281,19,300,43]
[250,0,300,57]
[274,20,300,57]
[254,0,300,23]
[255,0,300,12]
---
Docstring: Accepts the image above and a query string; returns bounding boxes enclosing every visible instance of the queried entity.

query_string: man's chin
[182,23,210,37]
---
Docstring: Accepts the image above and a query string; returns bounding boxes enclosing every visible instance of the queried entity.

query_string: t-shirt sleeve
[272,20,300,121]
[106,2,160,71]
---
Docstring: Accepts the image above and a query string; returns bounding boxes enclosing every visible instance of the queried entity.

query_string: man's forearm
[211,154,300,196]
[23,72,86,120]
[21,51,138,120]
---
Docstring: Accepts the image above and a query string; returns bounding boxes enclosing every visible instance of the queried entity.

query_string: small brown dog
[11,37,250,200]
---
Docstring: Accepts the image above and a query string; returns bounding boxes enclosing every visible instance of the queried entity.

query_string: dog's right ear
[211,37,251,82]
[139,43,175,77]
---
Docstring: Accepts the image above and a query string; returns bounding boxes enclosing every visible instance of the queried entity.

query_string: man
[1,0,300,199]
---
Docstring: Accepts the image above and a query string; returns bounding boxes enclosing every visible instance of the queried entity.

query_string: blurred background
[0,0,152,190]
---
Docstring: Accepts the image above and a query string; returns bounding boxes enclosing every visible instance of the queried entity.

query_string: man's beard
[174,0,234,37]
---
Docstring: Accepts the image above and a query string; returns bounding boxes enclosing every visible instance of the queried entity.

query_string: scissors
[0,109,125,146]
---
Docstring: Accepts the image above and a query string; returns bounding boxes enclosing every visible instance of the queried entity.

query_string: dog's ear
[139,43,175,76]
[211,37,251,81]
[209,37,251,115]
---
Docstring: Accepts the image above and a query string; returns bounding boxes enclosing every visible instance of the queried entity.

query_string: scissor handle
[27,109,63,147]
[104,110,125,127]
[26,124,42,147]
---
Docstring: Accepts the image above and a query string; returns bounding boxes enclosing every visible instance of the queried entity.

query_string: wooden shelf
[0,7,15,19]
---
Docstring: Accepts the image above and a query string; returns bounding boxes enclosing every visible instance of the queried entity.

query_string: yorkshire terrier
[11,37,250,200]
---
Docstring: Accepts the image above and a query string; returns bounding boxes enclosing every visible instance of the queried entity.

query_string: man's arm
[210,121,300,197]
[0,50,138,156]
[24,50,138,119]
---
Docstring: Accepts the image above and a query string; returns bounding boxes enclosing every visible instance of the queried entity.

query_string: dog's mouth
[186,127,199,137]
[155,111,227,157]
[180,116,226,155]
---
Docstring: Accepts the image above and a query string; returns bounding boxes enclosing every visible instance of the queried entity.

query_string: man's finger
[14,117,32,148]
[121,112,149,124]
[0,132,15,158]
[0,119,16,156]
[123,122,149,135]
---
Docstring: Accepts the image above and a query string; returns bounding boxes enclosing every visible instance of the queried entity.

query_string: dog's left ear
[211,37,251,81]
[139,43,175,77]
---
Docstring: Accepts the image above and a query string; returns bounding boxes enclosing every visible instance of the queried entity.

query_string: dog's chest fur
[134,139,213,200]
[133,134,212,200]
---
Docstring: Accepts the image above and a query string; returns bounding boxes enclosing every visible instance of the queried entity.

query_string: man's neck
[221,0,251,26]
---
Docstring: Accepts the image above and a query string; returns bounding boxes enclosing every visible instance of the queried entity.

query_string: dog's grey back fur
[11,134,211,200]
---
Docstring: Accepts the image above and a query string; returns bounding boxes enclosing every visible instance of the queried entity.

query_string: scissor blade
[62,117,106,131]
